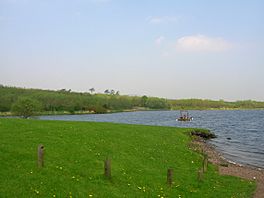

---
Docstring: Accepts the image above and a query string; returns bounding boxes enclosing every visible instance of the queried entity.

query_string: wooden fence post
[167,168,173,186]
[104,158,111,178]
[37,144,44,168]
[203,154,208,173]
[197,169,203,181]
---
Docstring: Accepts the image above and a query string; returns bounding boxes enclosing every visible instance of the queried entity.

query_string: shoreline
[207,141,263,170]
[1,108,264,117]
[192,138,264,198]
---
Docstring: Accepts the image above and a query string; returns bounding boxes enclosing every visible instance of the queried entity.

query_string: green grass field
[0,118,255,197]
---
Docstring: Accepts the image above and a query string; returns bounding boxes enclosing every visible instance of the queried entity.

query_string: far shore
[1,108,264,117]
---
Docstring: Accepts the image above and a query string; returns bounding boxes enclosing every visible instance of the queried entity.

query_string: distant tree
[59,89,67,92]
[11,97,41,118]
[115,91,120,95]
[141,95,148,107]
[110,89,115,95]
[89,88,95,94]
[104,89,110,94]
[145,97,169,109]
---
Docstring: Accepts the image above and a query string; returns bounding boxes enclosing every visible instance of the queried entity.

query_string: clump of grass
[189,128,217,139]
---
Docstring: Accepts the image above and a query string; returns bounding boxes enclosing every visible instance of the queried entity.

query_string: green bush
[11,97,41,118]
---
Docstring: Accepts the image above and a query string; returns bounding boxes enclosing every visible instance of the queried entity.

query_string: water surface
[39,110,264,168]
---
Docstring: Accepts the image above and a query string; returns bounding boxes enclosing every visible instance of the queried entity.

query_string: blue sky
[1,0,263,101]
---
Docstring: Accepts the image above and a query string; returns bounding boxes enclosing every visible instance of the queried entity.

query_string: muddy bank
[191,138,264,198]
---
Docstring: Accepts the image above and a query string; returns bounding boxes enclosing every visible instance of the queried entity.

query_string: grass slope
[0,118,255,197]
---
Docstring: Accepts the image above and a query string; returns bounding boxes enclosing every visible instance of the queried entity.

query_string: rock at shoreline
[190,129,217,139]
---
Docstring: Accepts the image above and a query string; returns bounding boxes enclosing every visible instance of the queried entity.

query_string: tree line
[0,85,264,118]
[0,86,169,116]
[169,99,264,110]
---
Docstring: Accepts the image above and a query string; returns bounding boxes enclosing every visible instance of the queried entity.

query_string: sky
[0,0,263,101]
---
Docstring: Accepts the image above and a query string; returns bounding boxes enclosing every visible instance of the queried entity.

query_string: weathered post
[167,168,173,186]
[203,154,208,173]
[37,144,44,168]
[104,158,111,178]
[197,168,203,181]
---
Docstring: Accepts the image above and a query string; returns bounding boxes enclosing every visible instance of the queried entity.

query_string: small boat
[176,110,193,121]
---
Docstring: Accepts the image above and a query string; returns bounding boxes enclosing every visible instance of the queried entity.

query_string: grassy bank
[0,118,255,197]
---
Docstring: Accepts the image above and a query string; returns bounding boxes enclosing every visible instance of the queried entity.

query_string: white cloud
[147,16,180,24]
[155,36,165,45]
[175,35,232,52]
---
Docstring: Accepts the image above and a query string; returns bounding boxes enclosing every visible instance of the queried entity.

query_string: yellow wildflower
[34,189,39,194]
